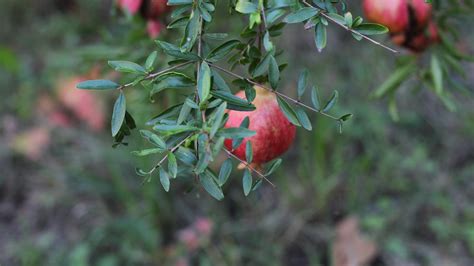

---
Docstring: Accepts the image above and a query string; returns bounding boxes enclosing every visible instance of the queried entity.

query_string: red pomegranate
[363,0,409,34]
[144,0,170,19]
[409,0,433,30]
[117,0,142,15]
[147,19,163,39]
[400,21,440,52]
[223,86,296,167]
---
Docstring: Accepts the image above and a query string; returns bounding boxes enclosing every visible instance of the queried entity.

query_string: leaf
[207,40,241,62]
[339,113,353,122]
[276,96,301,126]
[177,101,192,124]
[131,148,162,157]
[108,60,146,74]
[175,147,197,165]
[218,159,233,186]
[145,51,158,70]
[156,41,200,61]
[311,86,321,110]
[269,55,280,89]
[431,55,443,95]
[111,92,126,137]
[200,170,224,200]
[265,158,282,176]
[283,7,318,24]
[168,0,193,5]
[295,107,312,131]
[314,23,327,52]
[210,102,227,138]
[211,90,256,111]
[263,31,274,52]
[212,69,230,91]
[354,23,388,35]
[253,52,272,77]
[216,127,256,138]
[371,61,416,98]
[235,0,258,14]
[242,169,252,196]
[159,168,170,192]
[344,12,353,27]
[76,80,120,90]
[297,69,308,98]
[198,62,211,104]
[323,90,338,112]
[245,141,253,163]
[139,130,167,149]
[150,72,195,95]
[168,152,178,178]
[153,124,199,136]
[181,10,201,52]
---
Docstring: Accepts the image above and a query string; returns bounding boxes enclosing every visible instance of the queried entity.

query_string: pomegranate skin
[363,0,409,34]
[145,0,170,18]
[408,0,432,30]
[224,86,296,165]
[117,0,143,15]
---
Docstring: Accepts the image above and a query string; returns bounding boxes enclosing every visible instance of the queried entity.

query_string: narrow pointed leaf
[276,96,301,126]
[322,90,338,112]
[111,92,126,137]
[242,169,252,196]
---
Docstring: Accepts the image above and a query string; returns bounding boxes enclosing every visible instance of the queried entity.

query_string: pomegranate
[117,0,142,15]
[143,0,170,19]
[409,0,432,30]
[363,0,409,34]
[147,19,163,39]
[223,86,296,166]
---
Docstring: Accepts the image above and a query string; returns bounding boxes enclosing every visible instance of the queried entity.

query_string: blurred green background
[1,0,474,265]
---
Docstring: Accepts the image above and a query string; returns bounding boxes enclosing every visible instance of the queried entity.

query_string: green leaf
[354,23,388,35]
[207,40,241,62]
[76,80,120,90]
[245,141,253,163]
[322,90,338,112]
[156,41,200,61]
[140,130,167,149]
[265,158,282,176]
[218,159,233,186]
[253,53,272,77]
[150,72,195,95]
[276,96,301,126]
[431,55,443,95]
[181,10,201,52]
[339,113,353,122]
[344,12,353,27]
[177,101,192,124]
[311,86,320,110]
[314,23,327,52]
[217,127,256,138]
[145,51,158,71]
[297,69,308,99]
[111,92,126,137]
[212,69,231,91]
[131,148,162,157]
[283,7,318,24]
[108,60,146,74]
[235,0,258,14]
[211,90,256,111]
[263,31,274,52]
[176,147,197,165]
[242,169,252,196]
[167,153,177,178]
[295,107,312,131]
[159,168,170,192]
[198,62,211,104]
[153,124,199,136]
[168,0,193,5]
[210,102,227,138]
[200,170,224,200]
[269,55,280,89]
[371,61,416,98]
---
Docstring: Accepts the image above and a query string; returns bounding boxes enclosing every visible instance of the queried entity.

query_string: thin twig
[148,134,193,174]
[118,61,192,90]
[208,63,340,121]
[301,0,398,53]
[223,148,276,188]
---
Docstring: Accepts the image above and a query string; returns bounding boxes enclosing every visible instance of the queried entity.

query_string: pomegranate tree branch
[147,134,193,175]
[301,0,398,53]
[223,148,276,188]
[118,61,193,90]
[208,63,341,121]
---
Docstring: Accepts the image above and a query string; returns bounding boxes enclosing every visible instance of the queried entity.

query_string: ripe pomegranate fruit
[363,0,409,34]
[117,0,142,15]
[223,86,296,166]
[363,0,436,53]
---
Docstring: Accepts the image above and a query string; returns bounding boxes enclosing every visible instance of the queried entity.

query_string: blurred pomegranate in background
[363,0,438,53]
[11,127,51,161]
[117,0,171,38]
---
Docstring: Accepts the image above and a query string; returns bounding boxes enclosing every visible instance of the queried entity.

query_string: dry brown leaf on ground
[332,216,377,266]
